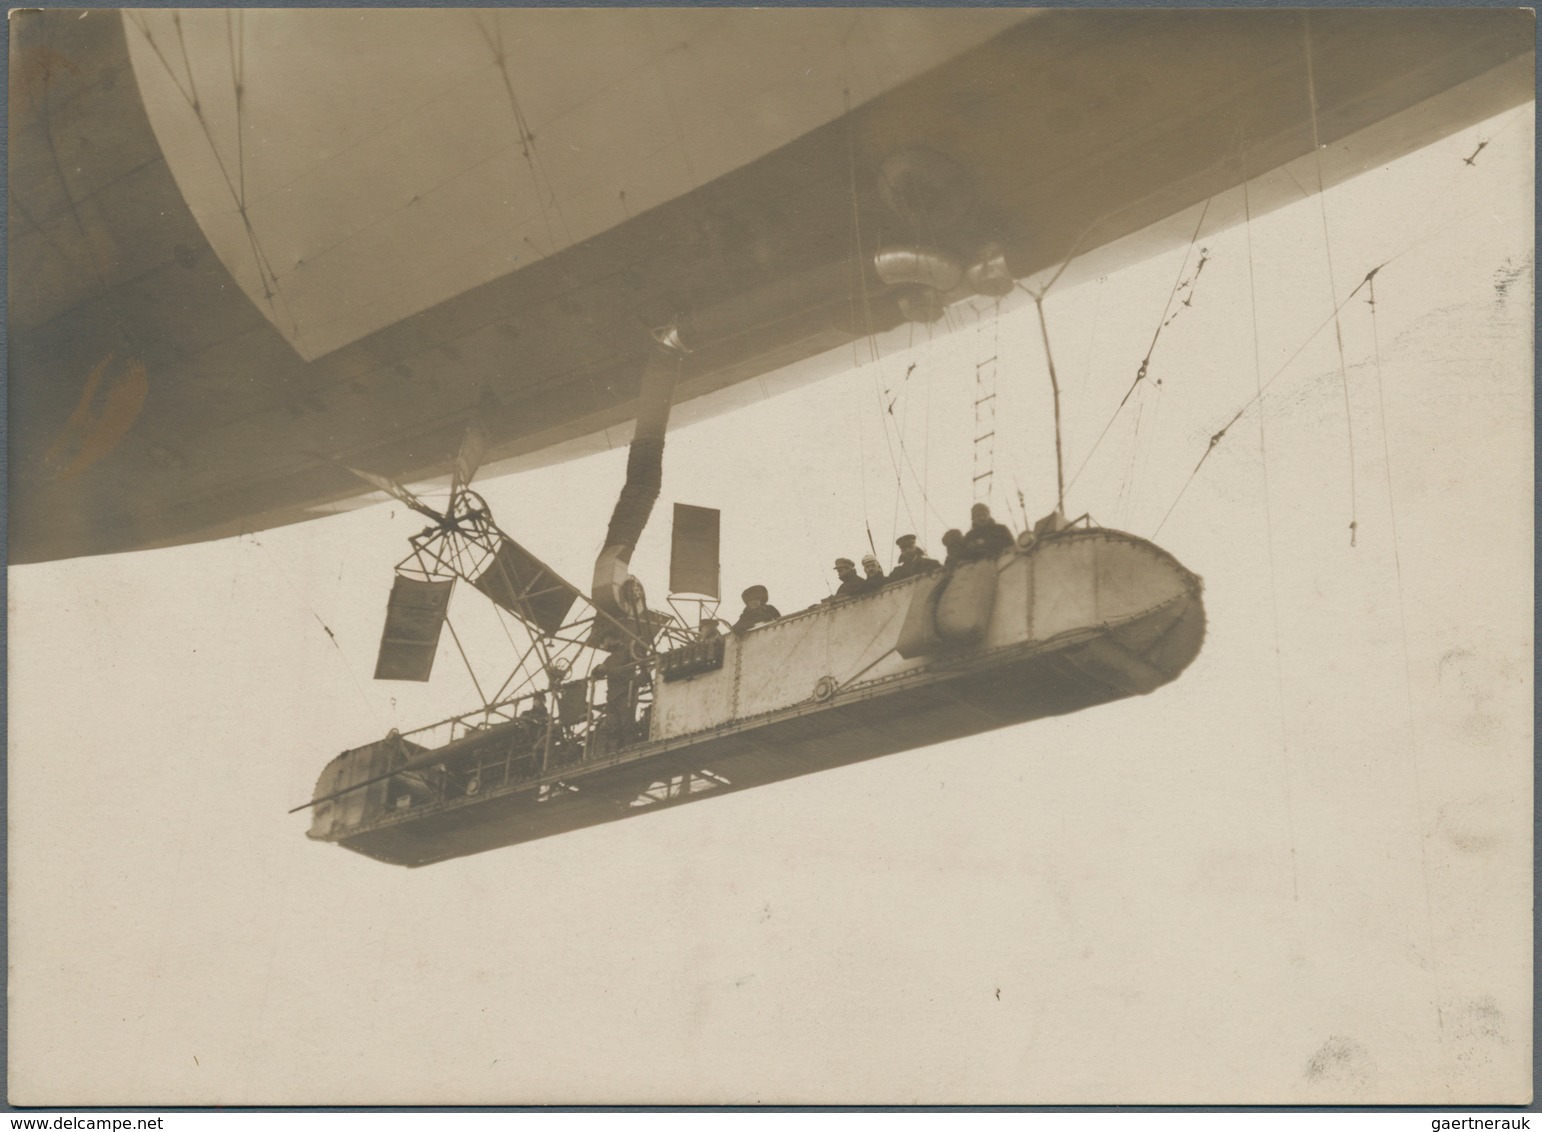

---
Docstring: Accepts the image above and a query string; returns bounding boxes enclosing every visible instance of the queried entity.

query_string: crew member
[860,554,886,590]
[516,695,550,759]
[961,503,1014,560]
[732,585,781,632]
[594,653,642,744]
[940,529,965,567]
[833,557,867,598]
[889,534,941,581]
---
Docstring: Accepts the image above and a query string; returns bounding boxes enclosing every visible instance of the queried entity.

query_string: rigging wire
[1062,196,1214,500]
[1075,276,1106,401]
[923,336,933,546]
[1241,147,1301,904]
[872,335,948,532]
[1133,362,1172,527]
[889,363,918,559]
[1069,108,1526,519]
[225,11,247,208]
[35,16,108,290]
[859,356,918,541]
[1134,195,1214,393]
[1151,264,1381,538]
[128,12,298,338]
[1302,14,1360,547]
[1019,209,1116,300]
[185,13,291,333]
[1009,211,1135,524]
[471,15,564,254]
[1007,217,1128,523]
[841,86,922,542]
[1112,395,1144,528]
[1366,269,1448,1041]
[243,533,384,729]
[841,88,876,535]
[172,10,201,110]
[443,615,491,711]
[1143,107,1524,543]
[476,14,573,255]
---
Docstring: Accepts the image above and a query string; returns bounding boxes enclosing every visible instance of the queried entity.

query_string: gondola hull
[308,529,1205,866]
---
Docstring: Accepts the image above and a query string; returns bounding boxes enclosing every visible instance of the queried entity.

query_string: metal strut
[1032,294,1067,515]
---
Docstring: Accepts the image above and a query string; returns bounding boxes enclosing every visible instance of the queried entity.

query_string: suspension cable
[1303,13,1359,547]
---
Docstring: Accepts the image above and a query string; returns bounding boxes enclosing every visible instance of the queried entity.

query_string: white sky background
[8,105,1533,1105]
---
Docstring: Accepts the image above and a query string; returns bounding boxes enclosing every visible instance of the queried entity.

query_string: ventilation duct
[592,327,688,620]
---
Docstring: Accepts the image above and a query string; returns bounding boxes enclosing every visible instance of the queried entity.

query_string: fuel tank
[307,528,1204,866]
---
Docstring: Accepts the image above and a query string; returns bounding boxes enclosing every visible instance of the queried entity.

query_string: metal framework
[300,452,726,823]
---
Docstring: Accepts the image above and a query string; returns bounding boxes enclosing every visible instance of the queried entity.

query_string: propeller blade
[450,425,489,501]
[343,464,442,520]
[374,575,454,682]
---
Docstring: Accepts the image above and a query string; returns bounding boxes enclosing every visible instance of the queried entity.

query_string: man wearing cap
[940,528,965,567]
[889,534,941,582]
[961,502,1015,560]
[732,585,781,633]
[860,554,887,590]
[833,557,867,598]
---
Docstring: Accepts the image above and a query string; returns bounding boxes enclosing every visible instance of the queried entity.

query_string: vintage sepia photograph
[7,5,1534,1107]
